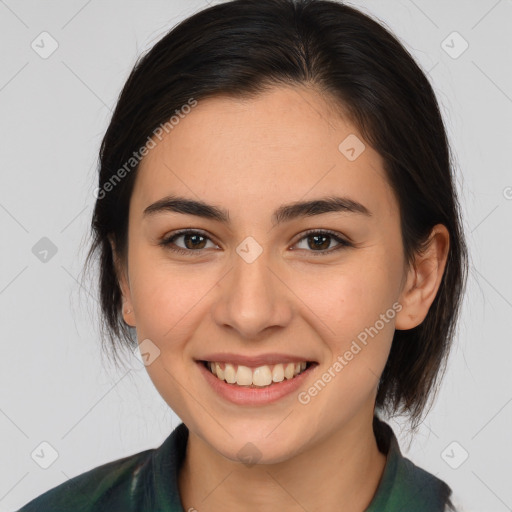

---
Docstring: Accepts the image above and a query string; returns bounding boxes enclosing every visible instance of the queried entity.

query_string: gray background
[1,1,511,511]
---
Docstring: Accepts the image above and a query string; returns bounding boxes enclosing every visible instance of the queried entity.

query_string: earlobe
[395,224,450,330]
[122,301,136,327]
[109,235,136,327]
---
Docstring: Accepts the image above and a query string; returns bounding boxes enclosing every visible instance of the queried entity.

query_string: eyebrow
[143,194,372,226]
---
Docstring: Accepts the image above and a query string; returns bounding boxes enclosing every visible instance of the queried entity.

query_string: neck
[178,410,387,512]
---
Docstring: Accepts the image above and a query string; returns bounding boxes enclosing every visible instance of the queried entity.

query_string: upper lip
[197,353,317,367]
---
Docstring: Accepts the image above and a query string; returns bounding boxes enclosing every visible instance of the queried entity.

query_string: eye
[292,229,353,256]
[159,229,352,256]
[159,229,218,256]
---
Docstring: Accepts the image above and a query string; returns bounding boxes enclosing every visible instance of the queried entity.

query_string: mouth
[199,360,317,388]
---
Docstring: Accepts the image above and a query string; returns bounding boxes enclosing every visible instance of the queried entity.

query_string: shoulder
[16,447,155,512]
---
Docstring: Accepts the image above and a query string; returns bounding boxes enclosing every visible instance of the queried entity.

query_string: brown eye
[181,233,208,250]
[293,230,352,255]
[160,230,218,255]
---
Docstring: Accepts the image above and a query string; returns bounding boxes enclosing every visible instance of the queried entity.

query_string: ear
[395,224,450,330]
[109,235,136,327]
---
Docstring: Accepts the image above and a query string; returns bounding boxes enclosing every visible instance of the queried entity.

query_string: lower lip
[197,361,317,406]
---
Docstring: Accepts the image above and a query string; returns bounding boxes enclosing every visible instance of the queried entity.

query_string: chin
[220,438,300,466]
[199,422,306,466]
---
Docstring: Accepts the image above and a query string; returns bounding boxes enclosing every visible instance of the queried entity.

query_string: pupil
[310,235,329,250]
[185,234,205,250]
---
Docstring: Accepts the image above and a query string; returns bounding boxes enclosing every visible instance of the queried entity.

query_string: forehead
[132,86,397,222]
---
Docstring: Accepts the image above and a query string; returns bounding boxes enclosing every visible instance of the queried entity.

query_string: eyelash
[159,229,352,257]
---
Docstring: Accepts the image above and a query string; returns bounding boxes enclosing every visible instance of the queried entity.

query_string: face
[116,85,412,464]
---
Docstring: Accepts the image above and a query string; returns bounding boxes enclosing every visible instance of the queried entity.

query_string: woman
[18,0,468,510]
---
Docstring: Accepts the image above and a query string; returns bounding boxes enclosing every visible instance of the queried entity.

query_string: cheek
[127,257,209,417]
[300,259,399,342]
[128,252,215,343]
[296,263,398,419]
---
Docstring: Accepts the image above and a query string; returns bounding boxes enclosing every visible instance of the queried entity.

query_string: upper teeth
[208,361,307,387]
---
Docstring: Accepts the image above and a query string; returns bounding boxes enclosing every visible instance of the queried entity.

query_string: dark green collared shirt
[17,416,455,511]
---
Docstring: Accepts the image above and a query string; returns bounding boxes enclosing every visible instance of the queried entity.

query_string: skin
[111,85,449,511]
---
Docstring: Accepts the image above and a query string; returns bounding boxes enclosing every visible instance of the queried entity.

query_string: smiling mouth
[201,360,317,388]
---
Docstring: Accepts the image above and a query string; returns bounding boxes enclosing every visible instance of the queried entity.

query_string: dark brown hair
[82,0,468,429]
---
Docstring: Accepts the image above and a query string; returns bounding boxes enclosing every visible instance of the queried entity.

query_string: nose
[211,247,293,340]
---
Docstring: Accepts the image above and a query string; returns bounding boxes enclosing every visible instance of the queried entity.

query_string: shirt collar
[149,416,452,511]
[367,415,453,511]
